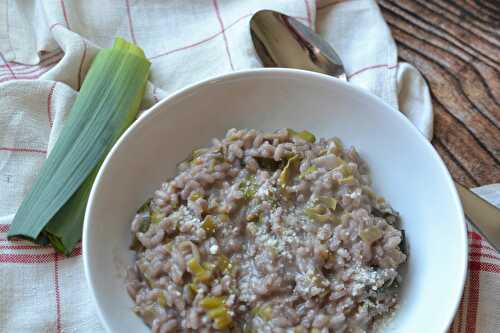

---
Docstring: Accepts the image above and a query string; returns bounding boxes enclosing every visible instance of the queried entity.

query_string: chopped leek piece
[341,164,352,177]
[252,305,273,321]
[319,197,337,210]
[279,155,301,187]
[187,283,198,294]
[208,307,227,318]
[227,134,240,141]
[339,175,355,185]
[192,148,208,159]
[304,205,330,223]
[137,199,152,214]
[299,165,317,179]
[208,160,216,172]
[189,192,203,201]
[306,205,328,215]
[209,155,225,171]
[201,215,216,235]
[360,226,383,244]
[151,211,163,224]
[331,216,341,226]
[213,155,226,164]
[137,213,151,233]
[187,258,213,283]
[298,131,315,143]
[287,129,316,143]
[129,236,144,251]
[157,291,167,307]
[144,275,155,288]
[239,175,258,200]
[195,271,212,283]
[217,254,232,273]
[187,258,205,275]
[200,296,225,309]
[214,312,233,329]
[7,38,150,255]
[202,261,216,272]
[332,137,343,154]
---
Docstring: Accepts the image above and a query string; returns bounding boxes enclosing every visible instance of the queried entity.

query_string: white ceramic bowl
[83,69,467,333]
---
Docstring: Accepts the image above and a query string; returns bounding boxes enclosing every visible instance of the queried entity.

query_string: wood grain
[379,0,500,187]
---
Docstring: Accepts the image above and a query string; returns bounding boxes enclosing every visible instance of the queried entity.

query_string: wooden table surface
[378,0,500,187]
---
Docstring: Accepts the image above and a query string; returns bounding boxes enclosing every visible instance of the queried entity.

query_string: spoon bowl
[250,10,346,79]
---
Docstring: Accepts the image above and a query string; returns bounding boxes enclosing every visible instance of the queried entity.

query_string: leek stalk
[8,38,150,254]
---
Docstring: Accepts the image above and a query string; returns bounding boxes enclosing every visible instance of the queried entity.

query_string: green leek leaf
[287,129,316,143]
[278,154,301,187]
[8,38,150,255]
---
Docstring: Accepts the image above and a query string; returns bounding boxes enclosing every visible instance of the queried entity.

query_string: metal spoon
[250,10,346,79]
[250,9,500,251]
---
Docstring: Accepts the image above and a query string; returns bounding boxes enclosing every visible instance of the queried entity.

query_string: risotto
[126,128,407,333]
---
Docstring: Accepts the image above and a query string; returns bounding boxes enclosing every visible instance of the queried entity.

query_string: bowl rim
[83,67,468,333]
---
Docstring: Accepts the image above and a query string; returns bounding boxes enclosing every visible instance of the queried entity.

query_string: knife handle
[456,182,500,252]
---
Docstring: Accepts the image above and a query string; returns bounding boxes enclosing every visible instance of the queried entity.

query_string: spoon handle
[456,182,500,252]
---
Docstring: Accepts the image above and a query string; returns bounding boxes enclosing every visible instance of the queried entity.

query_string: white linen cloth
[0,0,496,332]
